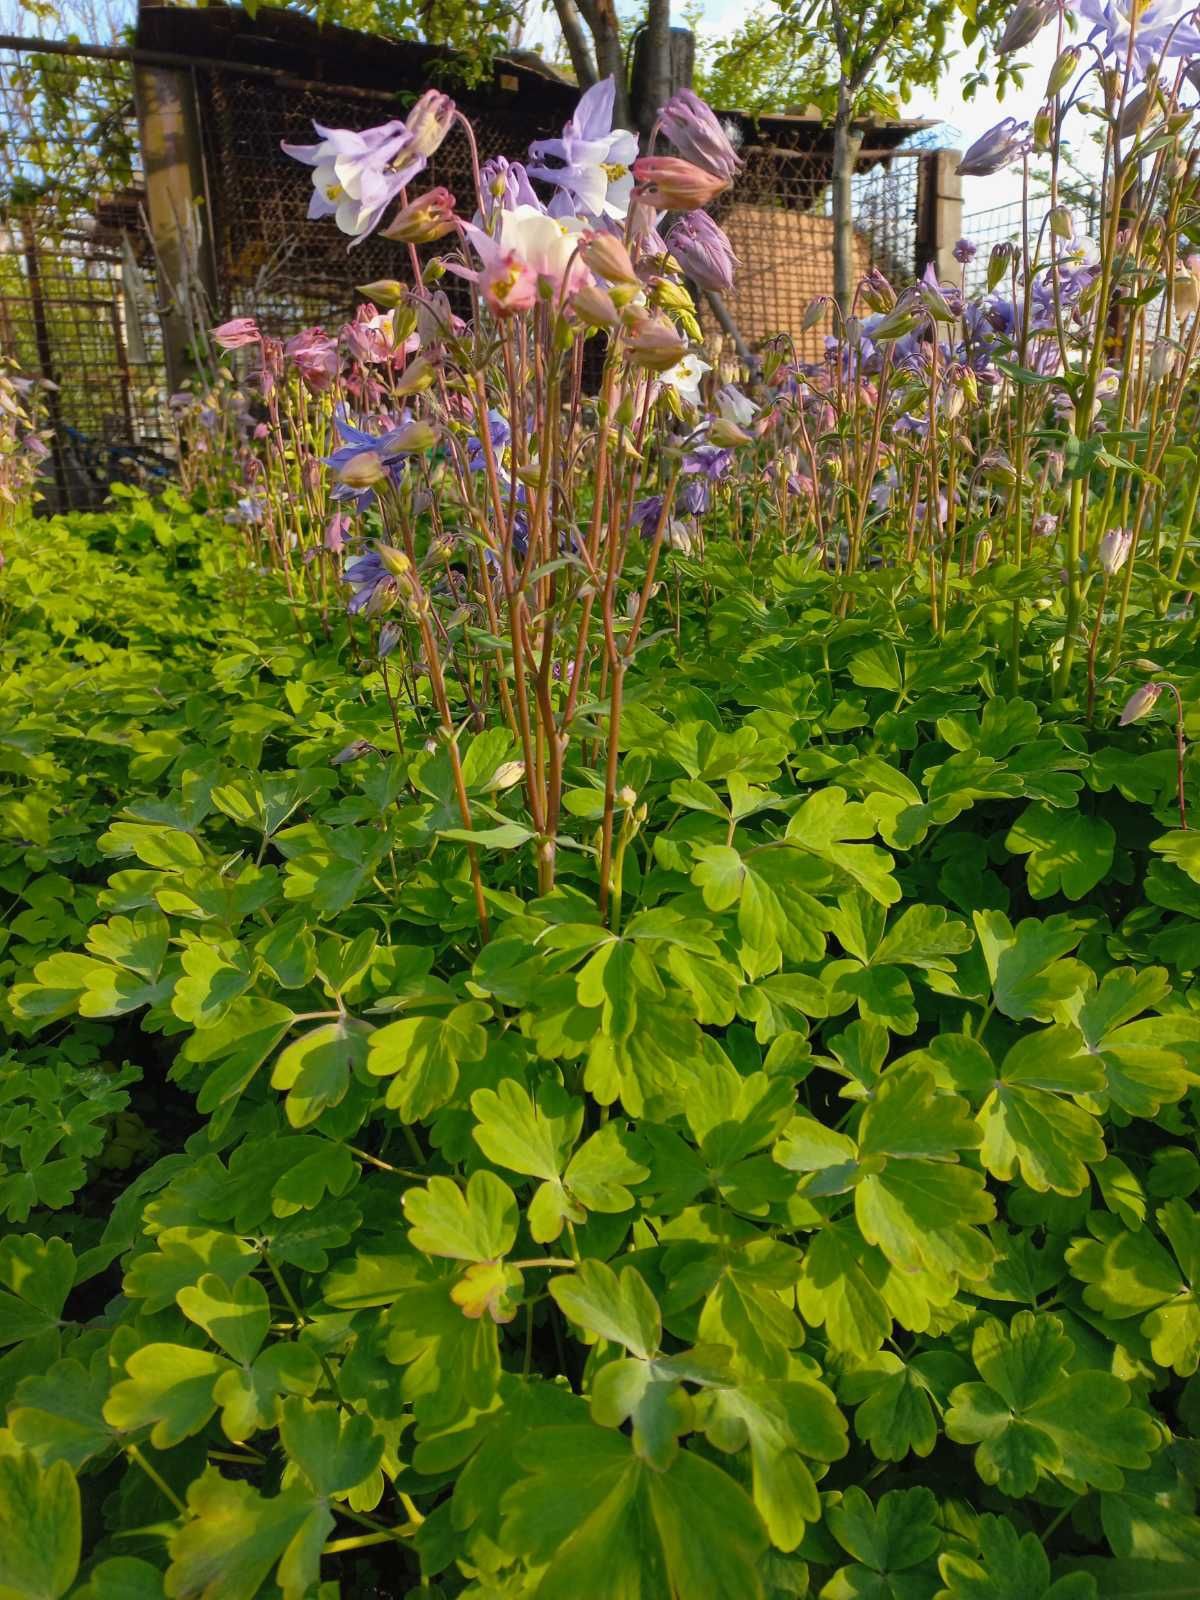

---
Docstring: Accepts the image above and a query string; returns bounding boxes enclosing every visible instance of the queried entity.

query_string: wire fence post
[916,148,963,283]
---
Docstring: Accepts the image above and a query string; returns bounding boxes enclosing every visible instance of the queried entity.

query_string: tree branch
[550,0,599,87]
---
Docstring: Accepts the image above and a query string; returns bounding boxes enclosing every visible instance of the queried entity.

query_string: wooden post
[133,59,216,392]
[18,211,69,512]
[916,148,963,283]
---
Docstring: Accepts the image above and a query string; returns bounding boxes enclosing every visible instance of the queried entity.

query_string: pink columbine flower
[632,156,730,210]
[211,317,261,351]
[658,88,742,181]
[286,328,340,392]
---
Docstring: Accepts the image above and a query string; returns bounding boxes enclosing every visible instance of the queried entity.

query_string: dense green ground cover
[1,494,1199,1598]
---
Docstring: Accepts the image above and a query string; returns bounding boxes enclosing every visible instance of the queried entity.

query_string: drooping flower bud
[381,187,457,244]
[624,313,689,372]
[581,231,639,286]
[376,544,412,577]
[1118,682,1163,725]
[632,156,730,210]
[391,419,439,452]
[404,91,455,157]
[1098,526,1134,574]
[393,356,437,396]
[357,279,407,308]
[707,416,753,447]
[972,530,993,572]
[1047,45,1081,97]
[1048,205,1074,241]
[988,242,1015,291]
[570,283,621,328]
[998,0,1056,54]
[860,267,896,313]
[664,211,738,294]
[1032,104,1054,151]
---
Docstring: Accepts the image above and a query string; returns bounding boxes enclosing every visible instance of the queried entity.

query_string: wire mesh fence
[960,190,1102,292]
[0,44,171,511]
[1,20,955,507]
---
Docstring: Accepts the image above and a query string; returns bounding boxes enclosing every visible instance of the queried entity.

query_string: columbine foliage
[1,31,1199,1600]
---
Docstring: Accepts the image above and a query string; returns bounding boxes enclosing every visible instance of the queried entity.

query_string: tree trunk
[633,0,672,145]
[831,87,862,316]
[550,0,599,88]
[576,0,631,128]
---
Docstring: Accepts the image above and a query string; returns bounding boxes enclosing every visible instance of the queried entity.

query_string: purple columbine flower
[665,211,738,295]
[526,77,638,221]
[323,407,424,506]
[659,88,742,182]
[631,495,665,540]
[344,549,398,616]
[479,157,541,221]
[467,409,512,473]
[286,327,340,392]
[682,443,735,482]
[953,237,978,264]
[957,118,1030,177]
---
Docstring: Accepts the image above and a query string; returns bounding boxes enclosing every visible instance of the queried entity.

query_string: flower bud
[1047,45,1081,98]
[624,314,689,372]
[707,416,753,446]
[381,187,457,244]
[404,91,455,158]
[376,544,412,577]
[571,283,621,328]
[333,450,386,487]
[860,267,896,313]
[393,356,437,396]
[581,231,638,285]
[802,296,831,331]
[392,419,439,452]
[972,530,993,572]
[1118,682,1163,725]
[1048,205,1074,241]
[1098,526,1133,574]
[632,155,730,210]
[988,242,1015,291]
[357,279,407,309]
[1033,104,1053,151]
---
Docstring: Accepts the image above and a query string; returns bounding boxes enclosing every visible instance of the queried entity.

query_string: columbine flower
[659,88,742,182]
[211,318,261,351]
[381,187,457,243]
[957,118,1030,177]
[665,211,738,295]
[632,156,730,210]
[657,351,712,402]
[1098,526,1134,574]
[324,407,429,504]
[286,328,339,391]
[344,548,399,615]
[526,78,638,221]
[282,118,426,242]
[953,237,978,264]
[479,157,540,219]
[1118,682,1164,725]
[715,384,758,427]
[1073,0,1200,77]
[456,205,590,309]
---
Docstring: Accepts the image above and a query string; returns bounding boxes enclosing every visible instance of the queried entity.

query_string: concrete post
[133,61,217,392]
[916,148,963,283]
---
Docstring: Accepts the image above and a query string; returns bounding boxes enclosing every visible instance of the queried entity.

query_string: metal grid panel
[0,45,170,511]
[960,192,1102,292]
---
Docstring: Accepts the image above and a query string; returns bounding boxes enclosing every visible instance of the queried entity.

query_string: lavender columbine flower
[1073,0,1200,77]
[631,495,665,540]
[953,237,978,264]
[526,78,638,221]
[344,548,400,615]
[282,118,426,242]
[659,88,742,182]
[957,118,1030,177]
[665,211,738,295]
